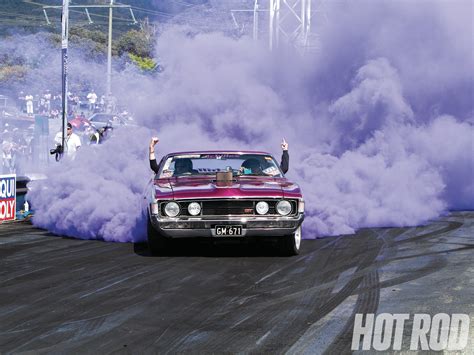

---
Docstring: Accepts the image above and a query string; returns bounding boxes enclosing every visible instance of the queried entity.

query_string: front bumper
[149,213,304,238]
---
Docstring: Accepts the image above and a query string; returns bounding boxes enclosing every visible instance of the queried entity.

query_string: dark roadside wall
[16,176,30,217]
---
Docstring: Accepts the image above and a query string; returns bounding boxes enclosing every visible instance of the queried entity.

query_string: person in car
[148,138,196,175]
[240,138,289,175]
[240,158,263,175]
[149,138,198,175]
[173,158,198,175]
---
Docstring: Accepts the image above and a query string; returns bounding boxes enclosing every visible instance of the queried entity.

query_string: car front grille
[202,200,257,215]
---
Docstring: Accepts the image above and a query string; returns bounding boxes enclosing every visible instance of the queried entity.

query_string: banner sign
[0,174,16,222]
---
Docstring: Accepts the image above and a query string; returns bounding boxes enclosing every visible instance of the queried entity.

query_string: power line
[0,9,133,25]
[126,6,175,19]
[42,7,137,23]
[168,0,195,7]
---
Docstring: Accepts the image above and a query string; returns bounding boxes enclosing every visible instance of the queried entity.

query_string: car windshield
[159,153,283,178]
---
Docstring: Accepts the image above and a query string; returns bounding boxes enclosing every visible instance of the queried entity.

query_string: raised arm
[280,138,289,174]
[149,137,159,174]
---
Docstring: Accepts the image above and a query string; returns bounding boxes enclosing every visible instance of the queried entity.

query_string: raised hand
[150,137,159,149]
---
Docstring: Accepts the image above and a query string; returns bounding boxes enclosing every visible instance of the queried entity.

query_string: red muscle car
[145,151,304,255]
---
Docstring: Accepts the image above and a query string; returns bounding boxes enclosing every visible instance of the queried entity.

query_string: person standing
[25,94,34,116]
[17,91,25,112]
[87,89,97,112]
[38,95,46,114]
[54,122,82,159]
[99,95,106,111]
[53,93,61,110]
[44,90,52,113]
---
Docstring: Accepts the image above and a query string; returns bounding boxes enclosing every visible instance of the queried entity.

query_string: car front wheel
[280,226,302,256]
[147,216,169,256]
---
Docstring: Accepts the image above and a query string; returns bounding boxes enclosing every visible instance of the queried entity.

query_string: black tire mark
[323,269,380,355]
[169,231,382,353]
[266,232,383,353]
[377,245,473,265]
[319,221,465,353]
[397,221,463,244]
[168,249,338,353]
[376,257,447,290]
[318,231,398,355]
[256,232,383,353]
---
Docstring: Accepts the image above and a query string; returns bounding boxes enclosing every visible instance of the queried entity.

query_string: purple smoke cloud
[24,0,473,241]
[28,127,151,242]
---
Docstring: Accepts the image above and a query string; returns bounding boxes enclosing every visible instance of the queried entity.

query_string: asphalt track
[0,212,473,354]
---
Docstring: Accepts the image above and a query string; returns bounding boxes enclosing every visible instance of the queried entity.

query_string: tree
[0,65,28,84]
[128,53,157,72]
[116,29,153,58]
[116,20,158,72]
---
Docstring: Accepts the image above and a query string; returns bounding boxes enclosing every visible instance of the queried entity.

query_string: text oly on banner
[0,174,16,222]
[351,313,470,351]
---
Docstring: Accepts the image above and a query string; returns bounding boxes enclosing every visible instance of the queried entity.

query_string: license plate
[215,225,243,236]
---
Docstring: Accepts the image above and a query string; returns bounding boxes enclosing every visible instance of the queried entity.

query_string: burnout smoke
[26,0,473,241]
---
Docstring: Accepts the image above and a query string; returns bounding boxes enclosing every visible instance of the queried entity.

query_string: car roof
[166,150,272,157]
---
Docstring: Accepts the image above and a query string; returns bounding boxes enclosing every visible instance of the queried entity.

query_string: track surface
[0,212,473,354]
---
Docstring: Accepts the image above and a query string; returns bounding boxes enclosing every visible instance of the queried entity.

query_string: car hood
[154,176,301,200]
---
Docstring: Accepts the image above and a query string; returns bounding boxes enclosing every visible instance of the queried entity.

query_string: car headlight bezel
[164,201,180,217]
[188,202,201,216]
[255,201,269,215]
[276,200,292,216]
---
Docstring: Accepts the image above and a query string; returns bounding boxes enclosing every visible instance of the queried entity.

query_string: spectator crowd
[1,88,131,174]
[16,89,117,119]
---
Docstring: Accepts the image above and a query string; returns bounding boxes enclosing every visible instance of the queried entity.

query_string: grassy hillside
[0,0,208,37]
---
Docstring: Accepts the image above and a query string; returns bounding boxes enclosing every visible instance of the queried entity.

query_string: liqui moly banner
[0,174,16,222]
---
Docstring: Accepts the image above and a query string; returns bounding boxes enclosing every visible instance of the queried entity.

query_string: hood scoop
[214,171,236,187]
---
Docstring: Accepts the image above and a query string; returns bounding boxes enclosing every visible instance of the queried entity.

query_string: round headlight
[276,200,292,216]
[164,202,180,217]
[188,202,201,216]
[256,201,269,215]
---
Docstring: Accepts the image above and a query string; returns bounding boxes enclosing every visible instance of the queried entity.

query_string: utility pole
[106,0,113,99]
[60,0,69,156]
[253,0,259,41]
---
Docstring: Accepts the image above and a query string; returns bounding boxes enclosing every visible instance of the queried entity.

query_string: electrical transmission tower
[231,0,326,54]
[269,0,311,52]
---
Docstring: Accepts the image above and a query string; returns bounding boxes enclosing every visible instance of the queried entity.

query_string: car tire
[147,216,169,256]
[280,226,302,256]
